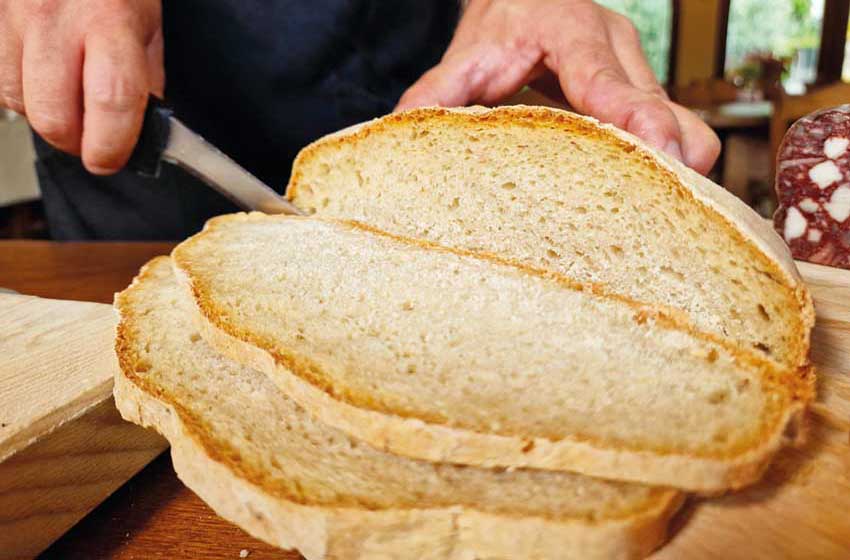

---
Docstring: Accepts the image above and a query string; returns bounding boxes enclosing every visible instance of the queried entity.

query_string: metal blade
[162,119,304,215]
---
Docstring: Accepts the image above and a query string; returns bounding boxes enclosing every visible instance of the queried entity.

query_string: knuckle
[645,83,668,99]
[572,40,615,66]
[614,13,640,39]
[617,97,676,137]
[28,0,61,20]
[491,0,527,20]
[579,64,624,108]
[28,109,76,145]
[636,97,676,125]
[0,84,24,114]
[1,96,25,115]
[88,76,145,113]
[587,67,624,94]
[561,1,605,26]
[91,9,137,33]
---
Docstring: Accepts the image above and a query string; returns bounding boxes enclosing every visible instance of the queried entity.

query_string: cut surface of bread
[287,106,813,370]
[171,214,813,491]
[114,257,682,560]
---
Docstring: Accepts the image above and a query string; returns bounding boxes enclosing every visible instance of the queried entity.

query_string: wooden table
[0,241,294,559]
[691,100,773,130]
[688,101,774,208]
[4,241,850,559]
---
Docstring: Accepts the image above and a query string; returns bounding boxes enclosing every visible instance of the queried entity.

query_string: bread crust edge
[170,224,812,493]
[285,105,815,373]
[113,257,684,560]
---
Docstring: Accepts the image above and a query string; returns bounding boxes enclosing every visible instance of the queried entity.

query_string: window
[842,20,850,81]
[724,0,825,93]
[596,0,673,84]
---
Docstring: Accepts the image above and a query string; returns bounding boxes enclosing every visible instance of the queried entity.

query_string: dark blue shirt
[162,0,459,187]
[34,1,459,239]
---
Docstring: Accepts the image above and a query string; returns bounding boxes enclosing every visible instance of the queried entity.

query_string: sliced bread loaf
[171,214,814,492]
[286,106,813,370]
[114,257,683,560]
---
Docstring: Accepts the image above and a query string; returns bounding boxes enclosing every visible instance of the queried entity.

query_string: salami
[774,104,850,267]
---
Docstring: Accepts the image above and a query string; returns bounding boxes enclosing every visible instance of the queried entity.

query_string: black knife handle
[126,95,173,178]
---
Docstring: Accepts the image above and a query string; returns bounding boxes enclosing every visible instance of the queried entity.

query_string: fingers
[600,9,719,172]
[667,102,721,174]
[599,8,719,173]
[2,1,162,171]
[81,28,149,174]
[399,0,714,173]
[396,0,542,111]
[0,13,24,115]
[602,9,667,99]
[145,26,165,98]
[547,34,684,160]
[396,42,540,111]
[21,19,83,154]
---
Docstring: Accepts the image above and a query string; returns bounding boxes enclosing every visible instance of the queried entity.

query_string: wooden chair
[769,81,850,179]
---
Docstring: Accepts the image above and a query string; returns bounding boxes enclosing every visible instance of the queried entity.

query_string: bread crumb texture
[114,258,681,560]
[172,215,812,487]
[289,106,812,372]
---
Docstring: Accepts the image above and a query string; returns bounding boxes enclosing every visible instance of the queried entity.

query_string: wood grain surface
[0,241,175,303]
[0,397,165,560]
[2,241,849,560]
[653,260,850,559]
[1,295,120,461]
[0,292,168,559]
[0,241,289,559]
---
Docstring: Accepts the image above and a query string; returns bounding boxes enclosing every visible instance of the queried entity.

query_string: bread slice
[286,106,813,371]
[171,214,813,492]
[114,257,683,560]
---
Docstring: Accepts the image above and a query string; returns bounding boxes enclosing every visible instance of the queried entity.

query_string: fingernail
[663,140,685,162]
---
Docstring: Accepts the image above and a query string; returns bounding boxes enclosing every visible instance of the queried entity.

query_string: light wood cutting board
[655,260,850,559]
[0,294,166,560]
[1,260,849,559]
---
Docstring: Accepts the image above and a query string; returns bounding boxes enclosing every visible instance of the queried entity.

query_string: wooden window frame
[817,0,850,84]
[668,0,681,87]
[714,0,850,84]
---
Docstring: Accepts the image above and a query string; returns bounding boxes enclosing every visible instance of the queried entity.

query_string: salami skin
[774,104,850,267]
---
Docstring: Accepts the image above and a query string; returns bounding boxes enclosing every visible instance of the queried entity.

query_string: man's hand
[0,0,163,174]
[397,0,720,174]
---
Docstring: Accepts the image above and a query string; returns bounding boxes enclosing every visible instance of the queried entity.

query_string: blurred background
[2,0,849,239]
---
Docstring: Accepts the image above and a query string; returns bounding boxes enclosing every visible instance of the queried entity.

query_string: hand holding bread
[397,0,721,173]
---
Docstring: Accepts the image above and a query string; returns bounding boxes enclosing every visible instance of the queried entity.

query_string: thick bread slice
[171,214,814,491]
[114,257,683,560]
[287,106,814,371]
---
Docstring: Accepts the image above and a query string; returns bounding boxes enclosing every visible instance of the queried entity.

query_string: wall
[0,111,39,207]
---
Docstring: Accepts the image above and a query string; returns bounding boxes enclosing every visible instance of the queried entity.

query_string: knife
[127,96,304,216]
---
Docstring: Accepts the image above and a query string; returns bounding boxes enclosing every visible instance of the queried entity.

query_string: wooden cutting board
[0,294,166,560]
[1,260,849,559]
[655,260,850,559]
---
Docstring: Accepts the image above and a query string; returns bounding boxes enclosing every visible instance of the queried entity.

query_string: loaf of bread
[171,214,814,492]
[287,106,813,371]
[114,257,683,560]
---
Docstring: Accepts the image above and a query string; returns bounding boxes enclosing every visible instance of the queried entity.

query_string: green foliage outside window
[596,0,672,84]
[725,0,823,74]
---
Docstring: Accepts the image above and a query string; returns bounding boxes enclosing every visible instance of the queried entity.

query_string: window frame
[714,0,850,85]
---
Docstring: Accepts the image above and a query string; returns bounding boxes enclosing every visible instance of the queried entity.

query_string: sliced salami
[774,104,850,267]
